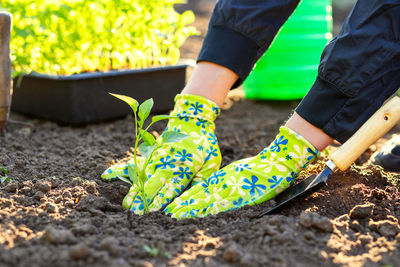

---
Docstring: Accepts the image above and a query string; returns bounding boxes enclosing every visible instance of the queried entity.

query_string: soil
[1,1,400,267]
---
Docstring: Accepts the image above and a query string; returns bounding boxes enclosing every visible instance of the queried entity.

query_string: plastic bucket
[242,0,332,100]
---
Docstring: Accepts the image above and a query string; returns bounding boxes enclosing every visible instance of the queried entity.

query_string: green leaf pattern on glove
[164,126,320,219]
[101,94,222,214]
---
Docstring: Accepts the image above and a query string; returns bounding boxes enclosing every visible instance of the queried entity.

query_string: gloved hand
[164,126,320,219]
[101,94,222,214]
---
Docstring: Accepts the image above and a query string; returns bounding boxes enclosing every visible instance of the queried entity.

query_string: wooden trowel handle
[330,95,400,171]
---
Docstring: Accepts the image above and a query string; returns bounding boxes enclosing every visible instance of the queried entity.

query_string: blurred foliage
[0,0,198,77]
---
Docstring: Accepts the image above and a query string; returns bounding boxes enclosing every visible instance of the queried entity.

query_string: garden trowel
[259,93,400,217]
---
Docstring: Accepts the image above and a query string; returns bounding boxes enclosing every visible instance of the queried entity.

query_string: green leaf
[163,251,173,260]
[0,167,11,184]
[138,98,154,122]
[143,245,160,257]
[139,142,157,158]
[109,93,139,113]
[127,164,137,184]
[117,176,132,185]
[139,129,156,145]
[1,167,8,175]
[179,10,195,25]
[151,115,174,124]
[162,131,188,143]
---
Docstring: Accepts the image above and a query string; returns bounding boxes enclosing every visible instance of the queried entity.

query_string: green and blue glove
[164,126,320,219]
[101,94,222,214]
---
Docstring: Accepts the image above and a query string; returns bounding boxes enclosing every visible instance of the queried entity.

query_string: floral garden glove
[101,94,222,214]
[164,126,320,219]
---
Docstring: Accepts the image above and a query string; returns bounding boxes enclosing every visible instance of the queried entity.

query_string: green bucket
[242,0,332,100]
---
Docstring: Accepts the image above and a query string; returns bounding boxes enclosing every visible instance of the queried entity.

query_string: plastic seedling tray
[11,61,193,125]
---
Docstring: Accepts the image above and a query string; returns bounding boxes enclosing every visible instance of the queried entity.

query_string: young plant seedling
[110,93,188,213]
[0,166,11,184]
[143,245,160,257]
[143,244,172,259]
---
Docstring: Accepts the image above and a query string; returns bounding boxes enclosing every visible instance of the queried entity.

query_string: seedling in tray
[0,166,11,184]
[110,93,188,213]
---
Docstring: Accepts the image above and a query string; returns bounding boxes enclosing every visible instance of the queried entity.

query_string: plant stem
[132,112,149,213]
[137,144,161,213]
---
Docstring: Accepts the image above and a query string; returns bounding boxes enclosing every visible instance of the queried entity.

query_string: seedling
[0,166,11,184]
[143,244,172,259]
[143,245,160,257]
[110,93,188,213]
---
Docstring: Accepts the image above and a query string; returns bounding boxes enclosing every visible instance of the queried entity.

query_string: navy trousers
[198,0,400,143]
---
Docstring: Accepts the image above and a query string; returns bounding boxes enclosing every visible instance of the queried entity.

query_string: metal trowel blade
[258,167,333,217]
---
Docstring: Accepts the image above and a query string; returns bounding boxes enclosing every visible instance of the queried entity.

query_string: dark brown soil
[1,1,400,267]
